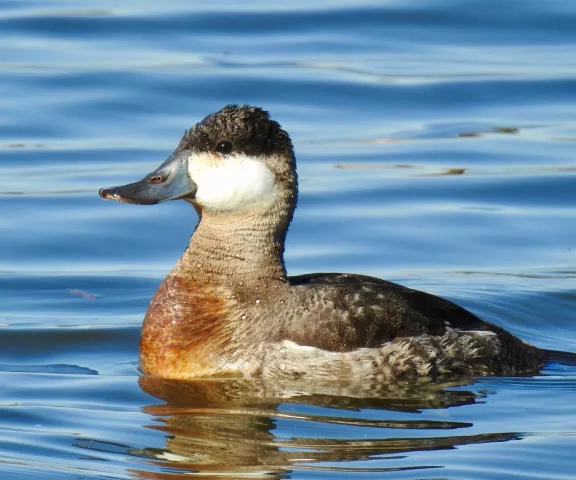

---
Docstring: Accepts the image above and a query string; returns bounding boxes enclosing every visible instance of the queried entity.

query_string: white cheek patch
[187,152,276,211]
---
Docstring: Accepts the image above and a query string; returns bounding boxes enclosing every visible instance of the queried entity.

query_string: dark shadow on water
[92,376,525,479]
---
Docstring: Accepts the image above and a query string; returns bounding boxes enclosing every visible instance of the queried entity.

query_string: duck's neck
[173,206,291,286]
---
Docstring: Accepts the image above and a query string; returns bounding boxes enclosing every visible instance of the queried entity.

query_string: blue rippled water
[2,0,576,478]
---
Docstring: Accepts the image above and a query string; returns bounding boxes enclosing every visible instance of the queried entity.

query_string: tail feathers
[543,349,576,367]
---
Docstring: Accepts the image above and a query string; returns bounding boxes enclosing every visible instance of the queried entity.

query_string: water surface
[1,0,576,478]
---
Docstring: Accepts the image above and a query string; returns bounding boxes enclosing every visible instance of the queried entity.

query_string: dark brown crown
[176,105,293,157]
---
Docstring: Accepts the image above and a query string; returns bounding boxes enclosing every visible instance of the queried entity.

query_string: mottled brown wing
[285,273,499,352]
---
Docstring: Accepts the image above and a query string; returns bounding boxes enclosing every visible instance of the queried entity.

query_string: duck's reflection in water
[130,376,520,479]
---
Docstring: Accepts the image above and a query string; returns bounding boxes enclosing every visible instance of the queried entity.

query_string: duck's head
[99,105,296,215]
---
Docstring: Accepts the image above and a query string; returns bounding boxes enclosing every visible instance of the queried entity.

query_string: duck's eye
[215,140,234,155]
[148,175,164,184]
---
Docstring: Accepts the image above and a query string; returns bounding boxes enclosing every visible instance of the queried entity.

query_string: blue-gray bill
[99,149,196,205]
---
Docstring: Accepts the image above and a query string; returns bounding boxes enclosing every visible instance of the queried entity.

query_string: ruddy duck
[100,105,548,381]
